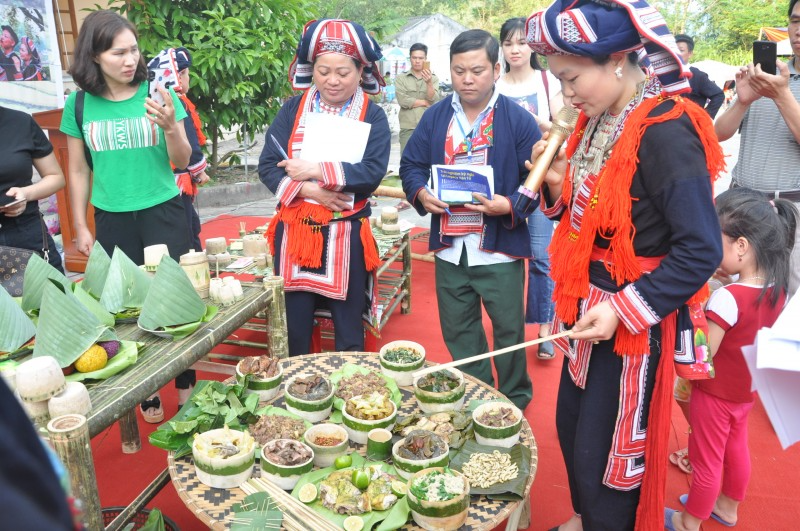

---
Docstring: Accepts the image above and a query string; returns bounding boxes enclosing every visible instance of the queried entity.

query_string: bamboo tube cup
[48,414,103,531]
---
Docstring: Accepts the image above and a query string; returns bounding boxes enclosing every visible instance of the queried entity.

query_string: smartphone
[147,48,181,107]
[423,60,431,71]
[753,40,777,75]
[0,197,25,210]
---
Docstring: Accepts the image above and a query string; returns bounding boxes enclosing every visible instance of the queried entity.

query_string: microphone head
[550,106,580,139]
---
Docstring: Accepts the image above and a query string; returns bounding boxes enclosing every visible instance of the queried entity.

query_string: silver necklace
[737,275,765,283]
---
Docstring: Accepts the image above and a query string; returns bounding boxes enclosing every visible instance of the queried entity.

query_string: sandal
[537,339,556,360]
[669,448,693,474]
[140,395,164,424]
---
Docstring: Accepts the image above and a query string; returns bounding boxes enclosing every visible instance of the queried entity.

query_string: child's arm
[707,318,726,358]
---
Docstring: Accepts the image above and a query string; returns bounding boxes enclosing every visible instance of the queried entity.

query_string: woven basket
[101,507,179,531]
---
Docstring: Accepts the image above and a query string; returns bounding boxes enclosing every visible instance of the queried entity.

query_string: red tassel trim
[360,219,380,272]
[175,172,197,196]
[551,96,719,329]
[634,312,677,531]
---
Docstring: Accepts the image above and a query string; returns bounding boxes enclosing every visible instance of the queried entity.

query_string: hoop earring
[614,66,623,79]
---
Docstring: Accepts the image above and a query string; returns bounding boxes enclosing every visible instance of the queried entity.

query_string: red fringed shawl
[265,89,380,274]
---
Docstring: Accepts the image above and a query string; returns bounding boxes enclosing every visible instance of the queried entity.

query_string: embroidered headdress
[526,0,690,95]
[289,19,385,94]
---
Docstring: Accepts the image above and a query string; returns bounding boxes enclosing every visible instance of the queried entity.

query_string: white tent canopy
[691,60,739,87]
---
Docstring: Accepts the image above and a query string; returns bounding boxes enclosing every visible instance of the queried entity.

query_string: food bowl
[283,374,335,423]
[379,340,426,386]
[260,439,315,490]
[341,394,397,445]
[303,424,349,468]
[48,381,92,418]
[472,401,523,448]
[15,356,66,403]
[192,427,256,489]
[236,357,283,402]
[413,368,466,414]
[392,430,450,480]
[407,467,470,531]
[14,389,50,426]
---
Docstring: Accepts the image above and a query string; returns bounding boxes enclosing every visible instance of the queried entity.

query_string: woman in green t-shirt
[60,10,193,424]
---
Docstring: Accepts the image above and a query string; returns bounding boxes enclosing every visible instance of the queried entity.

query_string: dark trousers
[555,330,661,530]
[180,193,202,252]
[95,196,194,390]
[0,213,63,273]
[94,195,191,265]
[434,251,531,410]
[275,220,369,356]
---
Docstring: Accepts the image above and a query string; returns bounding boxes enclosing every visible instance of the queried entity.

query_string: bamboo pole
[47,414,103,531]
[412,330,574,379]
[263,275,289,359]
[373,185,407,199]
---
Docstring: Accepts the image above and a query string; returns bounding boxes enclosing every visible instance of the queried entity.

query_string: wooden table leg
[119,408,141,454]
[48,414,103,531]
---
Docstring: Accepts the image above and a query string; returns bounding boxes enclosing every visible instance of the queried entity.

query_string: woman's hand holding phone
[145,86,178,132]
[0,188,27,217]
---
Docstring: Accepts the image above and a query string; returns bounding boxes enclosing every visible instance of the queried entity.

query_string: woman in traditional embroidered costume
[526,1,724,529]
[258,19,390,356]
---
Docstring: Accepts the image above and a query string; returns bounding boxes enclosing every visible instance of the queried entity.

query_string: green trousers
[399,129,414,155]
[435,252,532,410]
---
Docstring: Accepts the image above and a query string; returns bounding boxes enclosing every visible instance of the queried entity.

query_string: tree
[105,0,316,174]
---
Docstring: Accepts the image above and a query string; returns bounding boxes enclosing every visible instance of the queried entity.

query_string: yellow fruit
[74,344,109,373]
[298,483,317,503]
[343,515,364,531]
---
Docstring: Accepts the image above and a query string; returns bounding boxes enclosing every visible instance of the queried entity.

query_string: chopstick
[412,330,574,379]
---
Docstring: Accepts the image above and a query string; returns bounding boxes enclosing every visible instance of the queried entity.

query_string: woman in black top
[0,106,65,272]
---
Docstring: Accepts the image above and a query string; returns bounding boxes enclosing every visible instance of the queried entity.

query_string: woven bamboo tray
[168,352,538,530]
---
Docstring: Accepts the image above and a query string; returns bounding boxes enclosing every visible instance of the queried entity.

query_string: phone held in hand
[423,60,431,71]
[753,40,777,76]
[147,48,181,107]
[0,196,25,211]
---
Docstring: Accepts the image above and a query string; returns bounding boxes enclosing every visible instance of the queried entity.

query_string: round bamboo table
[168,352,538,530]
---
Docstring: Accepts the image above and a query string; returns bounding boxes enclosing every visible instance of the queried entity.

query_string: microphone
[514,106,580,212]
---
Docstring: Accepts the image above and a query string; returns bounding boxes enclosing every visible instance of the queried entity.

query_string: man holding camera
[715,0,800,296]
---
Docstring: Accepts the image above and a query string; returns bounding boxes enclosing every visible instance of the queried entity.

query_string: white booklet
[300,113,372,210]
[430,164,494,204]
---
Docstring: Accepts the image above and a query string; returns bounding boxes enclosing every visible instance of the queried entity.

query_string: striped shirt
[731,59,800,192]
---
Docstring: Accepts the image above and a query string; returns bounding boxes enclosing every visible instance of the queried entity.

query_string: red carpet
[91,215,800,530]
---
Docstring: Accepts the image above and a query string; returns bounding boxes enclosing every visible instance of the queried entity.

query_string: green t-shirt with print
[60,83,188,212]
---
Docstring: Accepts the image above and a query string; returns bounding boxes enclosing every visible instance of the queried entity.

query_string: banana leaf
[100,246,152,315]
[448,438,531,500]
[231,492,283,531]
[329,362,402,423]
[290,455,407,530]
[138,255,209,334]
[66,341,140,381]
[138,304,218,340]
[32,280,117,368]
[20,253,73,314]
[71,283,114,327]
[0,285,36,353]
[81,241,111,299]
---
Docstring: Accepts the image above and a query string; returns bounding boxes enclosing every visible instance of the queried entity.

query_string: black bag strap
[75,90,93,171]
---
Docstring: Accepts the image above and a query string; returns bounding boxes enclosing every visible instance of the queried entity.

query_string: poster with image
[0,0,64,112]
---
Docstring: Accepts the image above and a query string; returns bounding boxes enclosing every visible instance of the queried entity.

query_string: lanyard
[314,91,353,116]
